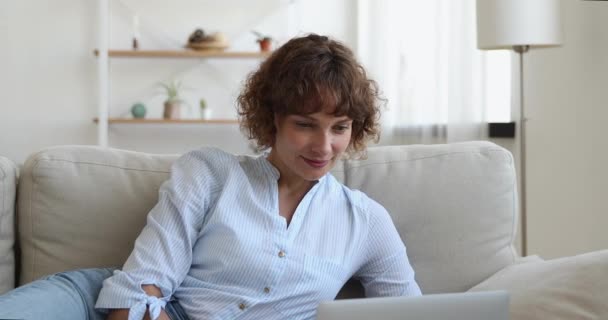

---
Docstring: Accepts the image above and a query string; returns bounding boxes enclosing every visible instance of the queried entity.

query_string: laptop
[317,291,509,320]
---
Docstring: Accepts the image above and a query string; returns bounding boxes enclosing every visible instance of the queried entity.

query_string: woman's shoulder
[328,176,390,219]
[175,147,239,171]
[168,147,242,188]
[179,147,238,163]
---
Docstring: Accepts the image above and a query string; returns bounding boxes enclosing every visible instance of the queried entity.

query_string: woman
[0,34,420,320]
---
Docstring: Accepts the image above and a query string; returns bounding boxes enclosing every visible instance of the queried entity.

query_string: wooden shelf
[94,118,239,124]
[93,49,270,59]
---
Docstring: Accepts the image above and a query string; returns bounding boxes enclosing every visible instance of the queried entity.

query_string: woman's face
[268,111,353,183]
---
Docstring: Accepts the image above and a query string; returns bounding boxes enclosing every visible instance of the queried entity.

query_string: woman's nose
[311,131,332,156]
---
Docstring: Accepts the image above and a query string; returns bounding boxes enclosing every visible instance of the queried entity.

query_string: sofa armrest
[469,250,608,319]
[0,156,18,294]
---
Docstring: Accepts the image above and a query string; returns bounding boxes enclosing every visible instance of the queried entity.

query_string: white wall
[2,0,606,259]
[0,0,356,163]
[525,0,608,258]
[0,1,98,163]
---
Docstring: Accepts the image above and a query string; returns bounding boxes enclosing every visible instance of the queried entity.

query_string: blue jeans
[0,268,189,320]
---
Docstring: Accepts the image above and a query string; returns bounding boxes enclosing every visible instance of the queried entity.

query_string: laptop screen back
[317,291,509,320]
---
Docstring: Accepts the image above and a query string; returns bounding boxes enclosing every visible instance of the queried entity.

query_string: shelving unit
[93,118,239,124]
[95,0,269,147]
[93,49,270,59]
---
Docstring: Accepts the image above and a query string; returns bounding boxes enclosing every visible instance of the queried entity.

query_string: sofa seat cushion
[469,250,608,320]
[0,156,18,294]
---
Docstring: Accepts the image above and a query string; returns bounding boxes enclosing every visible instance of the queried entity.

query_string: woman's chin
[301,168,329,181]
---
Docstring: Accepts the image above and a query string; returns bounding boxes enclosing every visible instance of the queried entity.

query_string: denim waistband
[165,299,190,320]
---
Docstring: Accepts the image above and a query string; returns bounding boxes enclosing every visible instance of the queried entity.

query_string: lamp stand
[514,45,530,256]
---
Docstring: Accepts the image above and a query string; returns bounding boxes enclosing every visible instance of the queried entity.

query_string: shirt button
[264,287,271,293]
[278,250,286,258]
[239,303,246,310]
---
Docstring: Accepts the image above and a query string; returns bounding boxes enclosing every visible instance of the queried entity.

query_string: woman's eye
[296,122,313,128]
[334,125,350,132]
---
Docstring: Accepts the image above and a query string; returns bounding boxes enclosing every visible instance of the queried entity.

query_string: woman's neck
[266,152,316,195]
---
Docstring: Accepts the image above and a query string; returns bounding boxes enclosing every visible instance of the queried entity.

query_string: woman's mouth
[302,157,330,168]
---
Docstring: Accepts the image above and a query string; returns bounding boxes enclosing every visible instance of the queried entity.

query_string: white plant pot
[200,108,212,120]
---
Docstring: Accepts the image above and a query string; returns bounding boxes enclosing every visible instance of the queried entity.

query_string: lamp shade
[476,0,563,49]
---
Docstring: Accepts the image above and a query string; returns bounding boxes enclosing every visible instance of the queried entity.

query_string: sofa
[0,141,606,319]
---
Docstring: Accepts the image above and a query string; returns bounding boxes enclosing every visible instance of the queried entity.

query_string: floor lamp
[476,0,562,256]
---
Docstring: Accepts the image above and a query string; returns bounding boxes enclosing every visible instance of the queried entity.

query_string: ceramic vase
[163,101,180,119]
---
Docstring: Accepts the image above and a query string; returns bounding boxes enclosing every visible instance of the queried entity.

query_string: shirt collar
[257,151,280,180]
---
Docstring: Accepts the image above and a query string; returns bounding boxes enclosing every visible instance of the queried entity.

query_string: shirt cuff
[95,270,171,320]
[128,295,168,320]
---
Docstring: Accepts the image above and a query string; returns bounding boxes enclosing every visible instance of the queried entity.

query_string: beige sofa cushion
[469,250,608,320]
[17,146,178,284]
[0,156,18,294]
[340,141,518,293]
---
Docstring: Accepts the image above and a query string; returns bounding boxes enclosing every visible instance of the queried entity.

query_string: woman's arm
[96,151,218,319]
[356,199,421,297]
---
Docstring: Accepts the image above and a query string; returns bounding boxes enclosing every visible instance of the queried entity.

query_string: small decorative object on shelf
[132,14,140,50]
[186,28,229,50]
[160,80,183,119]
[199,98,211,119]
[252,30,272,52]
[130,102,147,118]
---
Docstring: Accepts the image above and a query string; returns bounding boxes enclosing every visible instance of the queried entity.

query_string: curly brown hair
[237,34,383,155]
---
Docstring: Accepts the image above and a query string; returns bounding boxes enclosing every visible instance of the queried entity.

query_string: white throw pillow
[469,250,608,320]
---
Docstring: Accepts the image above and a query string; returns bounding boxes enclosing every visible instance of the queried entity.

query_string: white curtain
[357,0,491,145]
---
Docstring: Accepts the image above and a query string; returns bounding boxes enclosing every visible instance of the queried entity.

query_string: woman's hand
[106,308,171,320]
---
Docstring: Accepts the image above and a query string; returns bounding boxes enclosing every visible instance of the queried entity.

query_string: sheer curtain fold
[357,0,490,145]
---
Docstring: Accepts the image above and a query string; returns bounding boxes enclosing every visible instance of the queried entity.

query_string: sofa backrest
[337,142,518,293]
[16,141,518,294]
[0,156,18,295]
[17,146,177,285]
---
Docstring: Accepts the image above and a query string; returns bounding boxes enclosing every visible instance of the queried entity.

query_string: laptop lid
[317,291,509,320]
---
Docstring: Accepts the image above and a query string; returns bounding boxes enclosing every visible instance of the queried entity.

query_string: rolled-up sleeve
[356,199,422,297]
[95,151,214,319]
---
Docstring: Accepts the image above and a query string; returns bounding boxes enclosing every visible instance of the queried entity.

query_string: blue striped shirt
[95,147,421,320]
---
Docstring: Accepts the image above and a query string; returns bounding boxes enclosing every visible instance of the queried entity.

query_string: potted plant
[160,80,183,119]
[252,31,272,52]
[199,98,211,119]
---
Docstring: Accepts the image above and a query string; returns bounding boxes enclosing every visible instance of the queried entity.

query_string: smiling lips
[302,157,330,168]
